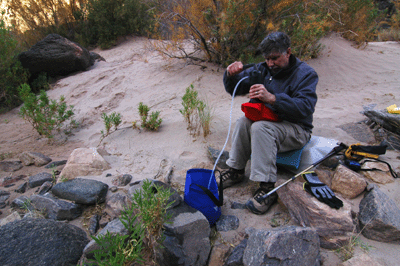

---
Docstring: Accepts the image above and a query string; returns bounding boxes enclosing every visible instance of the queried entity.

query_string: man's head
[258,32,292,73]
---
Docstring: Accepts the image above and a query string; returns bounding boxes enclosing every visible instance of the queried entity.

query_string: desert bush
[18,83,75,139]
[180,84,212,137]
[138,102,162,131]
[89,179,173,265]
[149,0,386,65]
[0,17,29,113]
[99,111,122,144]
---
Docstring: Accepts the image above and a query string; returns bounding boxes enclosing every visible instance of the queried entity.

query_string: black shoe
[219,168,245,189]
[246,182,277,215]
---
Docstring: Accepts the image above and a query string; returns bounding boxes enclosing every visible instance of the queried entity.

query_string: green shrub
[0,18,29,113]
[99,111,122,144]
[89,179,173,265]
[138,102,162,131]
[180,84,212,137]
[18,83,75,139]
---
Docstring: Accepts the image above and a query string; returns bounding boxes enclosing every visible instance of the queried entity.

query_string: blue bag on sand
[184,168,223,226]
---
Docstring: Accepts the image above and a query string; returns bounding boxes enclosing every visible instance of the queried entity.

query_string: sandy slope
[1,33,400,265]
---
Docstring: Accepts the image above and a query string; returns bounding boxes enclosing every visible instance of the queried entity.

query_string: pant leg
[250,120,311,182]
[226,116,253,170]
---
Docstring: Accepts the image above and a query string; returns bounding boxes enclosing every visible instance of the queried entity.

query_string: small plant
[18,84,75,139]
[131,180,173,262]
[180,84,213,137]
[99,112,122,145]
[138,102,162,131]
[335,235,373,261]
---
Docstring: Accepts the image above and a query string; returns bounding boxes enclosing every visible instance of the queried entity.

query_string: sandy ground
[1,33,400,265]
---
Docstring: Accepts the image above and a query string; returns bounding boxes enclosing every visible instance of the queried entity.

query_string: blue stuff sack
[184,168,222,226]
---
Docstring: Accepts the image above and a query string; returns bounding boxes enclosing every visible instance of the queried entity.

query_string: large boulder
[18,34,94,77]
[60,147,111,180]
[277,179,355,249]
[0,218,89,266]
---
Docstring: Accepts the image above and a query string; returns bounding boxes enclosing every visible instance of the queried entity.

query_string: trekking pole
[256,142,348,203]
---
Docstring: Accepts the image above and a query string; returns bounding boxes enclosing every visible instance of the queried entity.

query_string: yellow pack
[387,104,400,114]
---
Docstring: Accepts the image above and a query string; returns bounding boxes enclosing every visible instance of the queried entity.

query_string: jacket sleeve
[223,64,263,96]
[273,70,318,122]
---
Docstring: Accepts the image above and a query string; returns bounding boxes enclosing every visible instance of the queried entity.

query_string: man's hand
[249,84,276,105]
[227,61,243,76]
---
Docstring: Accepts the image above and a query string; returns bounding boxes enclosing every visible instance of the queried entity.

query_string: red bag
[241,102,281,122]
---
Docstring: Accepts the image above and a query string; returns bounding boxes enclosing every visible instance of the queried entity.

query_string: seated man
[222,31,318,215]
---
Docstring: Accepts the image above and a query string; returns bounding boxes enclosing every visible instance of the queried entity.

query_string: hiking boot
[219,168,245,189]
[245,182,277,215]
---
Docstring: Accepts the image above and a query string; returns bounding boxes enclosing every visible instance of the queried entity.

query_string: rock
[243,226,320,266]
[341,252,383,266]
[331,164,367,199]
[0,160,23,172]
[224,238,248,266]
[38,181,53,195]
[11,195,33,211]
[231,201,247,209]
[208,146,230,169]
[158,235,185,266]
[0,211,21,227]
[112,174,132,186]
[277,179,355,249]
[30,194,83,220]
[359,186,400,242]
[88,214,100,235]
[19,151,52,166]
[128,179,182,210]
[89,51,105,64]
[28,172,54,188]
[14,182,28,193]
[59,147,111,180]
[0,218,89,266]
[360,161,395,184]
[208,243,232,266]
[0,175,26,187]
[18,34,93,77]
[51,178,109,205]
[82,218,128,259]
[45,160,68,169]
[104,192,131,219]
[161,201,211,266]
[0,190,10,209]
[216,215,240,232]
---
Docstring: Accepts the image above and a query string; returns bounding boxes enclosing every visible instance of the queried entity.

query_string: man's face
[264,48,291,74]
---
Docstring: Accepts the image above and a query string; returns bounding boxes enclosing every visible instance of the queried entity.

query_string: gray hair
[258,32,291,57]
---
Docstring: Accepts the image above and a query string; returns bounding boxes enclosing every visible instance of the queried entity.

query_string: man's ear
[287,47,292,56]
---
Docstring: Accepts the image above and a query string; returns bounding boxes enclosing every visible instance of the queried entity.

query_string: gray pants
[226,116,311,183]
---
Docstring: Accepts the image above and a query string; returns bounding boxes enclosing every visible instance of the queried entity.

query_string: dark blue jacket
[223,55,318,131]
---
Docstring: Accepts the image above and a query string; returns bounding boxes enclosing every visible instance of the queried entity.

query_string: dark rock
[88,214,100,235]
[14,182,28,193]
[89,51,106,64]
[157,235,186,266]
[216,215,240,232]
[359,186,400,242]
[0,175,26,187]
[231,201,247,209]
[19,151,52,167]
[51,178,109,205]
[162,201,211,266]
[18,34,93,77]
[45,160,68,169]
[129,179,182,210]
[0,160,23,172]
[0,190,10,208]
[224,238,248,266]
[11,195,33,211]
[208,146,230,169]
[28,172,53,188]
[30,194,83,220]
[0,218,89,266]
[243,226,320,266]
[112,174,132,186]
[38,181,53,195]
